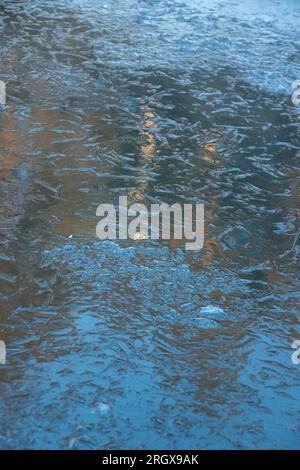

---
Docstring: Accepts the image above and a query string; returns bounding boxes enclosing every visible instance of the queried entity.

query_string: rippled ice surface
[0,0,300,449]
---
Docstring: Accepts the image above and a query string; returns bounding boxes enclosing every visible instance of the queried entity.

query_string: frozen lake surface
[0,0,300,449]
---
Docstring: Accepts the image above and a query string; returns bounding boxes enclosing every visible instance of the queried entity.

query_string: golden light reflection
[140,108,158,159]
[0,107,26,178]
[128,107,159,204]
[201,128,223,164]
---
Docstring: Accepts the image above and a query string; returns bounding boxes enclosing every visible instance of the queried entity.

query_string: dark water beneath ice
[0,0,300,449]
